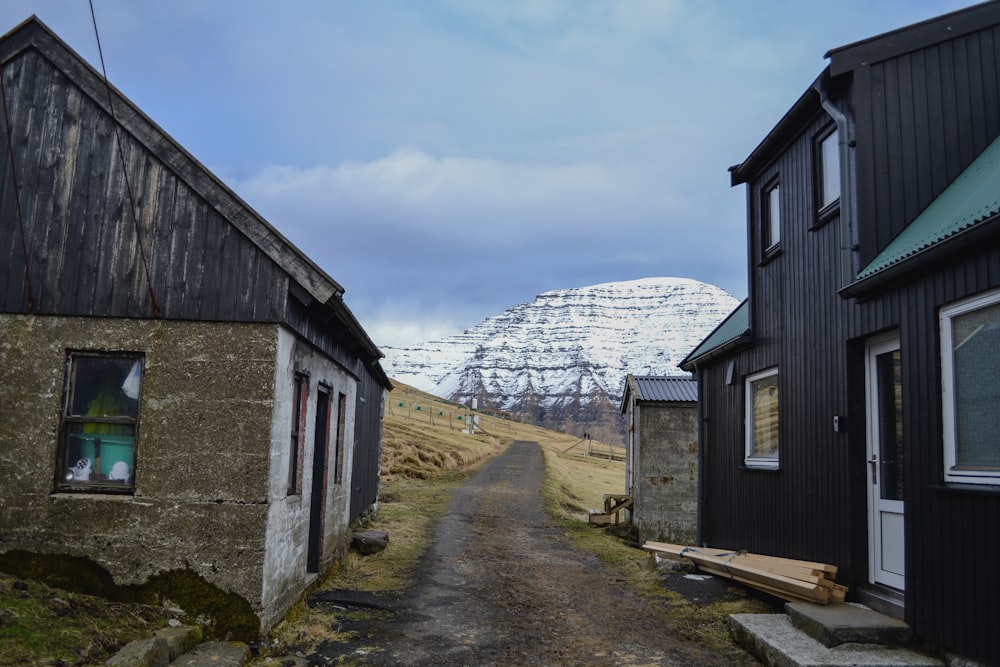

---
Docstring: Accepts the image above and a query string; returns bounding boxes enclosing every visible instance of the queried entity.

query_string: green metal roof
[678,299,749,370]
[857,135,1000,280]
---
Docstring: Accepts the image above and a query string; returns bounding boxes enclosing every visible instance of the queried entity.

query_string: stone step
[169,641,249,666]
[730,613,943,667]
[786,602,912,647]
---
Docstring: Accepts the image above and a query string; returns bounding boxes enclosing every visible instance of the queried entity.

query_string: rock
[106,636,170,667]
[352,530,389,555]
[153,625,203,660]
[170,641,249,666]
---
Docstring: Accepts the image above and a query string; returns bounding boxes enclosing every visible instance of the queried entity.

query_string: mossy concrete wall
[631,402,699,546]
[0,315,277,629]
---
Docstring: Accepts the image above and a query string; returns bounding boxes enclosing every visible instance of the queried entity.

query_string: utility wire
[89,0,161,318]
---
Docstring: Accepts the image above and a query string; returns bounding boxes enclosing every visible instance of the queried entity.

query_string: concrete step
[731,613,943,667]
[786,602,913,647]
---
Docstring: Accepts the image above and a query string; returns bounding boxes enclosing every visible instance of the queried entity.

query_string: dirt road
[307,440,761,666]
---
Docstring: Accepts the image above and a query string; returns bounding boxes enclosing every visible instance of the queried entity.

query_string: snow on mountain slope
[380,277,739,439]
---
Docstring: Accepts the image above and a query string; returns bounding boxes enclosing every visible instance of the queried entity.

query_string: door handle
[869,455,878,484]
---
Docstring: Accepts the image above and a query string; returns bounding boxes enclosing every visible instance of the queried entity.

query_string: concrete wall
[632,402,699,545]
[0,314,279,621]
[260,328,357,630]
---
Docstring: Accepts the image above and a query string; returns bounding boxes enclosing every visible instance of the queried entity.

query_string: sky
[2,0,981,346]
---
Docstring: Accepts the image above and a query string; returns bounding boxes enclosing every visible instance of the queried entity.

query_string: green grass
[0,572,171,666]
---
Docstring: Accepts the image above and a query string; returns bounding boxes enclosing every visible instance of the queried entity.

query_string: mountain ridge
[380,277,739,441]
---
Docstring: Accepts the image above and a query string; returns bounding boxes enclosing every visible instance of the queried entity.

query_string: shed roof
[678,299,749,372]
[853,134,1000,282]
[632,376,697,402]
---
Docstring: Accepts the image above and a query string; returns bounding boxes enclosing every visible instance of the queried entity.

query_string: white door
[866,335,905,590]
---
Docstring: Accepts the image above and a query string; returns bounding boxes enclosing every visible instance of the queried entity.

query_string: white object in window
[941,288,1000,485]
[745,368,779,469]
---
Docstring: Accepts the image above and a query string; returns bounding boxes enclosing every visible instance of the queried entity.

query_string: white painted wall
[260,327,358,631]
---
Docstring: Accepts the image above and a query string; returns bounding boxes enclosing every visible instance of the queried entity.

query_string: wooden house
[0,17,390,636]
[620,375,699,545]
[680,3,1000,663]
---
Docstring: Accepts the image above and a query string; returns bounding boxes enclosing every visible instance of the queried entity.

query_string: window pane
[69,356,140,418]
[751,373,779,458]
[61,426,136,484]
[765,184,780,249]
[876,350,904,500]
[820,130,840,209]
[952,302,1000,469]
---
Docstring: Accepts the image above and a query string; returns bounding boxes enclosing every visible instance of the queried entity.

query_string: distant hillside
[381,277,739,442]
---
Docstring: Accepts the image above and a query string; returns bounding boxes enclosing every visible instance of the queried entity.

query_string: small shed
[620,375,698,545]
[0,17,390,638]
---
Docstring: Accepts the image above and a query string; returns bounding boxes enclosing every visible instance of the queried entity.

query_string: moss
[0,550,260,642]
[144,569,259,642]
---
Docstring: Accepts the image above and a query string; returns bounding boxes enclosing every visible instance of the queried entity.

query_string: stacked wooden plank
[643,542,846,605]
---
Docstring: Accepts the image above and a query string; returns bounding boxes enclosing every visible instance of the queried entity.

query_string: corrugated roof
[632,376,697,403]
[678,299,750,370]
[857,134,1000,280]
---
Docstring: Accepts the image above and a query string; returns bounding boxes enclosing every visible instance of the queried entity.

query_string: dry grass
[263,382,632,660]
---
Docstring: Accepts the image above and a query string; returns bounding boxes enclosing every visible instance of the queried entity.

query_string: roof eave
[840,214,1000,300]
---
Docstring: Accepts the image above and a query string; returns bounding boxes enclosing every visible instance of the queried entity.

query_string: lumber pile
[643,542,846,605]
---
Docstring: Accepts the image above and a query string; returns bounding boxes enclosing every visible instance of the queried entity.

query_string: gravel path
[308,440,758,666]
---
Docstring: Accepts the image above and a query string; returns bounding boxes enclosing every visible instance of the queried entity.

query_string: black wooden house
[680,3,1000,664]
[0,17,390,635]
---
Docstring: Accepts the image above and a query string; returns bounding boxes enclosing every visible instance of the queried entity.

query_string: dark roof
[633,376,697,402]
[826,1,1000,76]
[678,299,750,372]
[731,2,1000,187]
[620,374,696,413]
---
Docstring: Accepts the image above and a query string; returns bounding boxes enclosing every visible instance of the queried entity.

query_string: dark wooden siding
[704,17,1000,661]
[350,367,385,520]
[854,24,1000,265]
[0,47,288,322]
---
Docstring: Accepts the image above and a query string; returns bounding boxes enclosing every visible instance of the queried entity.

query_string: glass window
[288,373,308,495]
[818,127,841,212]
[334,392,347,484]
[941,289,1000,485]
[745,368,779,469]
[763,181,780,253]
[57,353,142,492]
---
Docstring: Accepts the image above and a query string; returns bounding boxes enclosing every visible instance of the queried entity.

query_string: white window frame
[745,367,779,470]
[940,287,1000,486]
[817,126,841,212]
[763,180,781,253]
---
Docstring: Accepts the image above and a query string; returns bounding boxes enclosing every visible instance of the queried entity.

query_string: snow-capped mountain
[380,277,740,441]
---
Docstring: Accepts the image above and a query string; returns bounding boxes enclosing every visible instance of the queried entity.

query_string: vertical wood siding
[350,368,386,520]
[704,18,1000,664]
[0,48,288,322]
[855,25,1000,265]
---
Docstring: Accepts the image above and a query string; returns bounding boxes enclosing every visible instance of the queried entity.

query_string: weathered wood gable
[0,17,387,389]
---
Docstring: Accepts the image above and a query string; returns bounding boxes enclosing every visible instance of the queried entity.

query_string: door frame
[865,333,905,590]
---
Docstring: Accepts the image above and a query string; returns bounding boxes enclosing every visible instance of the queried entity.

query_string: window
[816,126,841,222]
[941,289,1000,485]
[57,353,142,492]
[762,179,781,255]
[288,373,308,495]
[745,368,779,469]
[334,392,347,484]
